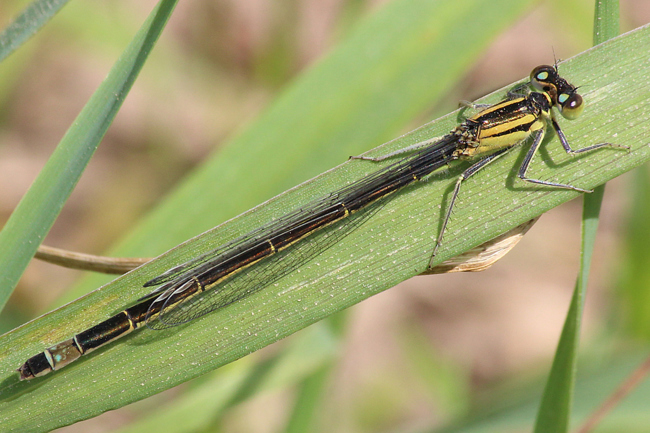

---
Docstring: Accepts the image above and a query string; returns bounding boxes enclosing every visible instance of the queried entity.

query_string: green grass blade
[0,0,178,311]
[0,0,535,430]
[0,0,70,62]
[533,2,622,431]
[283,365,332,433]
[534,189,605,431]
[532,273,587,432]
[0,22,648,432]
[617,167,650,338]
[593,0,620,43]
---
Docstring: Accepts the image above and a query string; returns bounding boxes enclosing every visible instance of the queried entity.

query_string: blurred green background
[1,0,650,432]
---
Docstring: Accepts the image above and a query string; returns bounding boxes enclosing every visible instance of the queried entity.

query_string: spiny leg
[518,123,627,192]
[429,147,513,266]
[550,117,629,155]
[517,128,591,191]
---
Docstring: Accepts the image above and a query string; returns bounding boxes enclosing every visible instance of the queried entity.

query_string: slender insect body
[17,65,628,380]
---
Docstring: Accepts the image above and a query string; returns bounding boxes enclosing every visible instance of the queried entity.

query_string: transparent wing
[143,134,457,293]
[139,192,349,301]
[145,201,385,329]
[142,134,460,328]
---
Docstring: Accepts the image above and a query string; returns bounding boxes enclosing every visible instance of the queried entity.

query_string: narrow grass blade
[0,0,70,62]
[533,2,621,432]
[0,0,178,311]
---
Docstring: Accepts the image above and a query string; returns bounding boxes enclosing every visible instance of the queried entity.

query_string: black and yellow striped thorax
[453,92,552,159]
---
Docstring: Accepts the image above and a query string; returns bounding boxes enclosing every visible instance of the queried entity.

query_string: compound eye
[558,93,584,120]
[530,65,557,92]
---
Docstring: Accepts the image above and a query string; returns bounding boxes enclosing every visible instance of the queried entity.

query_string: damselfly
[17,65,627,380]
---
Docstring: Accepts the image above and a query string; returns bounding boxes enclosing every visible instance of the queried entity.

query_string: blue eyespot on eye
[536,72,549,80]
[558,94,568,104]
